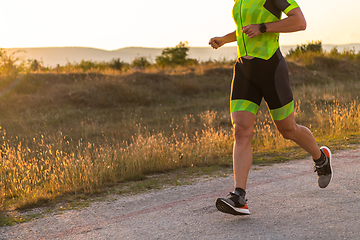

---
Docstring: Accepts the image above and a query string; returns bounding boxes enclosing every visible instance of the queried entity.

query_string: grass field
[0,49,360,224]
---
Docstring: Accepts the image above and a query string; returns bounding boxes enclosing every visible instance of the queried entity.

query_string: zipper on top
[239,0,248,56]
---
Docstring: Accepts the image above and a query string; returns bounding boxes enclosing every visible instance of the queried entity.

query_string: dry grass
[0,113,233,211]
[0,55,360,217]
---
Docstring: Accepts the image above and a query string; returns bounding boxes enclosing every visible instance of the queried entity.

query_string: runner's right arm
[209,30,236,49]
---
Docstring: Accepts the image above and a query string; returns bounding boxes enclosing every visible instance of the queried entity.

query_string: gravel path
[1,148,360,240]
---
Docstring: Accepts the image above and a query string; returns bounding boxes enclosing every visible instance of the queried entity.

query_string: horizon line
[3,42,360,51]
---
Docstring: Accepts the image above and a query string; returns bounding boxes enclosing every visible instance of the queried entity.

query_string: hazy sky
[1,0,359,50]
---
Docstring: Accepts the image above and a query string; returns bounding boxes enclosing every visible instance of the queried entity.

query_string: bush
[286,41,360,71]
[109,58,128,71]
[0,49,20,79]
[329,47,360,61]
[61,58,130,73]
[156,41,197,67]
[287,40,323,57]
[78,60,96,72]
[28,59,42,71]
[132,57,151,68]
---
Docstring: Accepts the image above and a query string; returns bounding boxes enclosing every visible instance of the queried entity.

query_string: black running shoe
[314,146,332,188]
[216,191,250,215]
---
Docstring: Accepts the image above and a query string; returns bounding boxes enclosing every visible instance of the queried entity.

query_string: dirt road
[1,148,359,240]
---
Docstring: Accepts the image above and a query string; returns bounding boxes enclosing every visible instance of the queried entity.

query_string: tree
[156,41,192,67]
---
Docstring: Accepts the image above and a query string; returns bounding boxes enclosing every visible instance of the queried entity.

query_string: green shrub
[78,60,96,72]
[156,41,198,67]
[287,41,359,72]
[109,58,128,71]
[287,40,323,57]
[132,57,151,68]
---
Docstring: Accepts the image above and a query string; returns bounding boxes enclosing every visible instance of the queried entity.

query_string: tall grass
[311,99,360,137]
[1,97,360,212]
[0,112,233,210]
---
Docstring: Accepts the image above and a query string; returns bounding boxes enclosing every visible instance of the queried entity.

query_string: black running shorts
[230,48,294,121]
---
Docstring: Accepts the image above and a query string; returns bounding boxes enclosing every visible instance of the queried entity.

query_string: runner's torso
[232,0,299,60]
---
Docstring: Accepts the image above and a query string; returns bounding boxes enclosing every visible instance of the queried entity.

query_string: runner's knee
[233,123,253,142]
[277,124,298,140]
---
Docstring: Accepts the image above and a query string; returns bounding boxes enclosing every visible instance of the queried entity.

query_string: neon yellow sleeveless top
[233,0,299,60]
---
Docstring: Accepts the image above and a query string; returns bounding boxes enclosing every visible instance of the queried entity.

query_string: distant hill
[4,44,360,67]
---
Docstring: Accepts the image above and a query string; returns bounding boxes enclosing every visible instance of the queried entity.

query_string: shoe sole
[215,198,250,215]
[320,146,333,188]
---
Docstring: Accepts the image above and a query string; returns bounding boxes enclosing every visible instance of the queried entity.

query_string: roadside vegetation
[1,41,360,225]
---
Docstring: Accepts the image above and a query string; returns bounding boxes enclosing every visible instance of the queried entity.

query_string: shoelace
[314,158,329,175]
[229,191,239,197]
[228,191,247,203]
